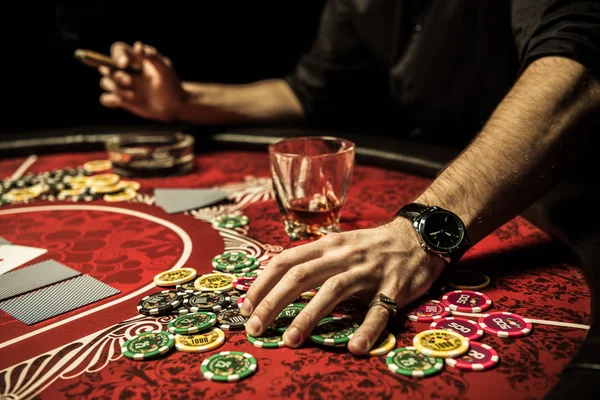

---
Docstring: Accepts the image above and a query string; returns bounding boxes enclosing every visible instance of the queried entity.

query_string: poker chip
[201,351,257,382]
[294,291,316,304]
[154,268,197,287]
[310,317,358,347]
[176,280,197,294]
[2,188,40,202]
[386,346,444,377]
[136,290,182,315]
[271,303,306,333]
[247,329,285,348]
[169,305,191,315]
[168,312,217,334]
[90,181,126,194]
[235,270,261,278]
[194,273,235,292]
[447,270,491,290]
[445,341,500,371]
[212,214,249,229]
[217,308,248,330]
[212,252,259,272]
[224,289,242,307]
[442,290,492,313]
[413,329,470,358]
[57,188,87,199]
[184,291,229,312]
[63,175,90,187]
[103,188,138,202]
[407,300,451,322]
[83,160,112,173]
[237,294,246,309]
[478,312,532,338]
[120,181,141,191]
[430,317,484,341]
[88,173,119,187]
[369,331,397,356]
[175,328,225,353]
[122,330,175,360]
[331,296,367,318]
[232,276,256,292]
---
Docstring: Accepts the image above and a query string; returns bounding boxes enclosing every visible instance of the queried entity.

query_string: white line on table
[450,310,590,330]
[10,155,38,180]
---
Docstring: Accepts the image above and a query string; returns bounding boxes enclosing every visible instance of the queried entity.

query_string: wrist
[386,216,445,269]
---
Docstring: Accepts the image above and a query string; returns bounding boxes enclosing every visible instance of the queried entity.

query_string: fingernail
[284,326,303,347]
[240,297,253,316]
[246,315,262,335]
[118,56,128,67]
[353,335,369,352]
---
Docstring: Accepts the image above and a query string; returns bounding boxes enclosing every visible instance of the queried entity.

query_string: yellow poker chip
[84,159,112,172]
[91,181,126,194]
[369,331,397,356]
[294,291,316,304]
[63,175,91,187]
[88,173,120,187]
[154,268,198,286]
[3,188,40,202]
[120,181,141,191]
[174,328,225,353]
[413,329,469,358]
[194,273,235,292]
[103,188,137,202]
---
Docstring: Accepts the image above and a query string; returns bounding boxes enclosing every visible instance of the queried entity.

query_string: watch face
[419,210,465,251]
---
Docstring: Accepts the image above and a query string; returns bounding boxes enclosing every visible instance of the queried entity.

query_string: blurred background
[4,3,327,133]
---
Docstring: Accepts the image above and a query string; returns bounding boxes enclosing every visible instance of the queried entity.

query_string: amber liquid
[283,197,342,237]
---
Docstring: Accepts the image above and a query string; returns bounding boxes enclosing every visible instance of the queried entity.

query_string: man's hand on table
[241,217,445,355]
[98,41,187,122]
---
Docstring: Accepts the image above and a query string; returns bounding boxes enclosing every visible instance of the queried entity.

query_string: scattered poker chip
[413,329,470,358]
[235,270,261,278]
[237,294,246,309]
[83,160,112,173]
[271,303,306,333]
[136,290,182,315]
[184,291,229,312]
[442,290,492,313]
[386,346,444,377]
[63,175,91,187]
[232,276,256,292]
[430,317,484,341]
[212,252,259,272]
[103,188,138,202]
[175,328,225,353]
[223,289,242,307]
[478,312,532,338]
[154,268,197,287]
[90,181,126,195]
[294,291,316,304]
[369,331,397,356]
[217,308,248,330]
[447,269,491,290]
[57,188,87,199]
[212,214,249,229]
[170,305,191,315]
[88,173,120,187]
[121,330,175,360]
[194,272,235,292]
[176,280,197,294]
[331,296,367,318]
[310,317,358,347]
[407,300,451,322]
[445,341,500,371]
[201,351,257,382]
[120,181,141,191]
[2,188,40,202]
[168,312,217,334]
[247,329,285,348]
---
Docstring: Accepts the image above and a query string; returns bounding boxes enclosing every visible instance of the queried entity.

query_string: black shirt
[285,0,600,147]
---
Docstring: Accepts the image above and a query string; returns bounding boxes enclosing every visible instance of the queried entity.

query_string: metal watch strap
[394,203,429,221]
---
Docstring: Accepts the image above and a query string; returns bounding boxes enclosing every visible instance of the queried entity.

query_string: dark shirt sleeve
[511,0,600,76]
[285,0,381,123]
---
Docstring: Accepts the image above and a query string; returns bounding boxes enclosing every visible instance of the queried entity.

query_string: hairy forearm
[174,79,304,124]
[414,57,600,243]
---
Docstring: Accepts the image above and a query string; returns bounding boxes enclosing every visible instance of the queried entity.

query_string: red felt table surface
[0,150,590,400]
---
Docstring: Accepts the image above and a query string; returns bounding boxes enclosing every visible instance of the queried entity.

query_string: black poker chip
[183,291,230,313]
[217,308,248,330]
[136,290,182,316]
[176,280,196,294]
[224,289,242,308]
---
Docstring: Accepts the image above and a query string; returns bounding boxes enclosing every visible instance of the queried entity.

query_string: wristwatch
[394,203,471,265]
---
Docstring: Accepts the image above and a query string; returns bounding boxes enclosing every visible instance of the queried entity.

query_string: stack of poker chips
[0,160,141,205]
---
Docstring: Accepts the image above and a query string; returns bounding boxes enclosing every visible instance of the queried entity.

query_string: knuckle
[255,295,277,317]
[295,308,319,328]
[325,232,345,246]
[323,276,347,296]
[287,265,310,284]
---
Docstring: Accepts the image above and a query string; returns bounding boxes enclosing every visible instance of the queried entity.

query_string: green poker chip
[247,329,285,348]
[212,214,249,229]
[386,346,444,377]
[201,351,258,382]
[212,252,260,273]
[168,312,217,334]
[310,317,358,346]
[271,303,306,333]
[235,270,261,278]
[122,330,175,361]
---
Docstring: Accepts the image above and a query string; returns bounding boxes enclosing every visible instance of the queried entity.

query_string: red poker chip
[430,317,484,341]
[236,294,247,309]
[442,290,492,313]
[232,277,256,292]
[407,300,450,322]
[478,311,532,338]
[445,341,499,371]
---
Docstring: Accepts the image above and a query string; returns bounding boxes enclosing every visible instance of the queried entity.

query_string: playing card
[0,259,81,301]
[154,188,228,214]
[0,244,48,275]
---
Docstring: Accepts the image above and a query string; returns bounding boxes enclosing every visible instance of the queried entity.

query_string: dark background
[6,3,327,133]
